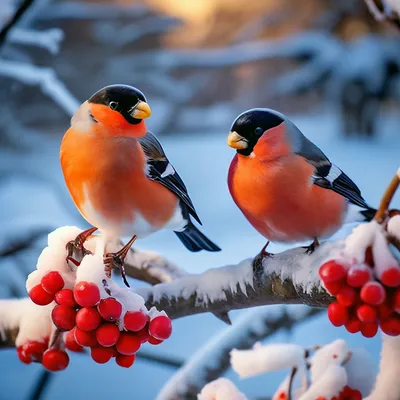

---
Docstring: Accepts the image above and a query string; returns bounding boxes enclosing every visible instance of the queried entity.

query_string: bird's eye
[109,101,118,110]
[255,127,264,136]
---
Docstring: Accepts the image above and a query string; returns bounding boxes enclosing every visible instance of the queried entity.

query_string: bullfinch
[227,108,376,253]
[60,84,220,283]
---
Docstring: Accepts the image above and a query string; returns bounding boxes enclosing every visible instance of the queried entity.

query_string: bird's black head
[228,108,285,156]
[88,84,151,125]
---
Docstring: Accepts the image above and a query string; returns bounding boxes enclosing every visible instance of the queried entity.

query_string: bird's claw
[260,240,274,258]
[65,227,97,267]
[303,238,320,255]
[102,235,137,288]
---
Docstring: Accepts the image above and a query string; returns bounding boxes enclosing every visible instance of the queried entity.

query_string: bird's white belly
[80,186,186,239]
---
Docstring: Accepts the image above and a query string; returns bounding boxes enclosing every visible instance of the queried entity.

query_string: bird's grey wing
[288,122,370,209]
[138,131,202,225]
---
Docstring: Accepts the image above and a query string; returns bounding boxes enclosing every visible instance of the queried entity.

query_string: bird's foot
[103,235,137,288]
[66,227,98,267]
[303,238,320,255]
[260,241,274,257]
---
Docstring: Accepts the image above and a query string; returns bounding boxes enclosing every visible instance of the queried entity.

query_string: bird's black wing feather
[138,131,202,225]
[293,134,370,209]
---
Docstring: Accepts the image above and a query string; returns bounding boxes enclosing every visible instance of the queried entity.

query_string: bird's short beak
[227,131,248,150]
[132,101,152,119]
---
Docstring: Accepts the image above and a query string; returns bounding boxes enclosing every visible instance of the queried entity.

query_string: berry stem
[374,172,400,223]
[287,366,298,400]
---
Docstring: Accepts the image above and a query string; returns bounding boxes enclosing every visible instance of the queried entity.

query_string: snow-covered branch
[137,243,337,320]
[0,60,79,115]
[157,306,321,400]
[9,28,64,54]
[364,0,400,31]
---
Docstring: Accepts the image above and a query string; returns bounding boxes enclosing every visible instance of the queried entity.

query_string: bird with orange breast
[60,84,220,284]
[227,108,376,254]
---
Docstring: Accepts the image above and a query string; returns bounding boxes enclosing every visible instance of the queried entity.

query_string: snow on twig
[9,28,64,54]
[157,306,321,400]
[0,60,79,115]
[36,1,148,21]
[197,378,247,400]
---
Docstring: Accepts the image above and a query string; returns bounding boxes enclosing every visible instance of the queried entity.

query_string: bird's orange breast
[228,153,347,242]
[60,128,178,232]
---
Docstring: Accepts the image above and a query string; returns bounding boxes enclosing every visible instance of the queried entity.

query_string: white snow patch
[263,242,342,295]
[298,365,347,400]
[310,339,350,383]
[145,258,254,306]
[198,378,247,400]
[230,343,306,378]
[47,226,82,249]
[372,229,399,280]
[365,334,400,400]
[388,215,400,242]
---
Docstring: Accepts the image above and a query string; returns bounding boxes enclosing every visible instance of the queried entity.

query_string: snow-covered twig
[36,1,148,21]
[365,334,400,400]
[9,28,64,54]
[363,0,400,31]
[157,306,321,400]
[0,59,79,115]
[137,242,338,319]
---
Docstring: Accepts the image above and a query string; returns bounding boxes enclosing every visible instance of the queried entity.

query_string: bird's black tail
[360,207,377,221]
[174,222,221,252]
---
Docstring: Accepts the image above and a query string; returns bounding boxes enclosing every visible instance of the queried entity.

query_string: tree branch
[157,306,322,400]
[0,0,36,47]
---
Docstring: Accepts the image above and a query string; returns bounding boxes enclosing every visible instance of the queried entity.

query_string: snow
[137,258,254,306]
[384,0,400,15]
[310,339,351,383]
[230,343,306,378]
[365,334,400,400]
[388,215,400,241]
[372,228,399,280]
[197,378,247,400]
[9,28,64,54]
[262,241,342,295]
[298,365,347,400]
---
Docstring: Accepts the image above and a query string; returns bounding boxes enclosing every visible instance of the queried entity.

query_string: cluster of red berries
[319,250,400,337]
[27,271,172,371]
[315,386,362,400]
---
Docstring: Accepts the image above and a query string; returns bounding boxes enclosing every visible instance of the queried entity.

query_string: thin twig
[28,370,53,400]
[136,350,184,369]
[374,173,400,223]
[0,0,36,47]
[287,367,297,400]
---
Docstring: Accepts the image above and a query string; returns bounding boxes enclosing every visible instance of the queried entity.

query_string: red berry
[365,246,374,266]
[116,332,141,355]
[136,327,150,343]
[381,268,400,287]
[348,391,362,400]
[116,354,136,368]
[73,281,100,307]
[148,336,163,345]
[345,317,362,334]
[361,322,379,338]
[379,301,394,320]
[41,271,64,294]
[357,304,378,323]
[149,316,172,340]
[319,261,347,283]
[96,323,120,347]
[336,286,357,307]
[64,329,83,352]
[393,288,400,314]
[98,298,122,321]
[23,341,47,362]
[381,317,400,336]
[75,307,101,331]
[51,305,76,331]
[124,311,148,332]
[74,327,98,347]
[361,282,386,305]
[28,284,54,306]
[55,289,77,307]
[90,346,113,364]
[323,281,345,295]
[17,347,31,364]
[327,302,349,327]
[42,349,69,371]
[347,265,371,287]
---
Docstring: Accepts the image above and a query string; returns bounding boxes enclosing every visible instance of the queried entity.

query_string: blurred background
[0,0,399,399]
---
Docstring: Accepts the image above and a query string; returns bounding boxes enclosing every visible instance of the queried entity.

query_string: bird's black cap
[88,84,148,124]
